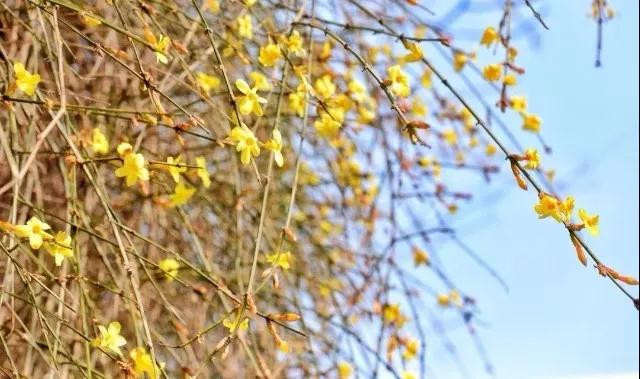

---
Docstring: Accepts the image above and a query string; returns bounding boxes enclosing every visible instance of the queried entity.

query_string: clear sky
[423,1,639,378]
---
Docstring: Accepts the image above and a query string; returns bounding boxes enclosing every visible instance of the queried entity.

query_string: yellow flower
[337,362,353,379]
[442,127,457,145]
[522,113,542,133]
[249,71,271,91]
[245,0,257,6]
[43,231,73,266]
[92,321,126,356]
[387,65,410,97]
[288,83,308,117]
[204,0,220,12]
[503,73,517,86]
[165,155,187,183]
[266,251,292,270]
[229,123,260,165]
[154,35,171,64]
[480,26,498,47]
[13,62,41,96]
[263,129,284,167]
[115,152,149,186]
[285,30,305,56]
[402,372,417,379]
[401,41,423,63]
[130,347,160,379]
[524,148,540,170]
[314,74,336,100]
[578,209,600,236]
[482,63,502,82]
[116,142,133,156]
[402,338,419,361]
[223,313,249,332]
[559,196,575,222]
[453,53,468,72]
[314,113,341,139]
[534,193,562,222]
[510,95,527,112]
[437,293,451,306]
[92,128,109,155]
[237,14,252,39]
[196,72,221,94]
[14,216,52,250]
[81,13,102,27]
[485,143,497,156]
[421,69,432,88]
[195,156,211,188]
[158,258,180,280]
[347,79,367,102]
[170,182,196,207]
[411,98,427,117]
[413,248,430,266]
[235,79,267,116]
[258,42,282,67]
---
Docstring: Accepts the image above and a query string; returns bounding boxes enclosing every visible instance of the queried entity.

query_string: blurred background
[420,1,639,378]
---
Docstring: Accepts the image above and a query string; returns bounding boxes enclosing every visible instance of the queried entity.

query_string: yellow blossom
[204,0,220,12]
[314,74,336,100]
[559,196,575,222]
[338,362,353,379]
[13,62,41,96]
[81,13,102,27]
[314,113,341,139]
[263,129,284,167]
[480,26,498,47]
[130,347,160,379]
[524,148,540,169]
[401,41,423,63]
[228,123,260,165]
[413,247,430,266]
[285,30,305,56]
[153,35,171,64]
[237,14,252,39]
[92,128,109,155]
[347,79,367,102]
[249,71,271,91]
[522,113,542,133]
[223,313,249,331]
[503,73,517,86]
[485,143,497,156]
[534,193,563,222]
[402,338,419,360]
[442,127,457,145]
[258,42,282,67]
[421,69,432,88]
[92,321,126,356]
[195,156,211,188]
[453,53,468,72]
[510,95,527,112]
[402,372,417,379]
[115,152,149,186]
[482,63,502,82]
[235,79,267,116]
[14,216,52,250]
[170,182,196,207]
[43,231,73,266]
[116,142,133,156]
[158,258,180,280]
[196,72,221,94]
[387,65,410,97]
[266,251,292,270]
[165,155,187,183]
[289,89,307,117]
[578,209,600,236]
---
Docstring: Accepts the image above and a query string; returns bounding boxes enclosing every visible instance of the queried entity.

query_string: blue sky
[423,1,639,378]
